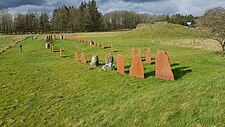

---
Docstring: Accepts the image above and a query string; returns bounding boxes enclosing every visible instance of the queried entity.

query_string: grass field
[0,24,225,126]
[0,35,15,49]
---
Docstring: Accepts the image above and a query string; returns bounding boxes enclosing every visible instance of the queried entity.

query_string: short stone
[97,42,100,47]
[155,50,174,81]
[52,45,54,52]
[75,51,79,62]
[80,53,87,64]
[45,43,50,49]
[102,42,104,49]
[111,44,114,53]
[117,54,125,74]
[60,48,62,57]
[105,54,114,64]
[146,48,151,64]
[102,54,114,71]
[129,55,144,78]
[89,54,99,69]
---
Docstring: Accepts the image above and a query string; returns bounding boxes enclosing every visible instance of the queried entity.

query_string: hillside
[0,27,224,126]
[122,24,202,39]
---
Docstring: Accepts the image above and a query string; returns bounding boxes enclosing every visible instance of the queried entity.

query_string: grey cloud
[122,0,167,3]
[98,0,167,3]
[98,0,225,16]
[0,0,45,9]
[5,0,225,17]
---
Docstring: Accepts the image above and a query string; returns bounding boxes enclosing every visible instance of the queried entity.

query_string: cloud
[99,0,225,16]
[172,0,225,16]
[0,0,45,9]
[99,0,176,14]
[121,0,167,3]
[3,0,225,17]
[98,0,167,3]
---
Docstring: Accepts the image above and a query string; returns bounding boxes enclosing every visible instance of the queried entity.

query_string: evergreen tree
[78,2,87,32]
[68,6,79,32]
[39,12,50,33]
[51,5,69,33]
[25,11,39,33]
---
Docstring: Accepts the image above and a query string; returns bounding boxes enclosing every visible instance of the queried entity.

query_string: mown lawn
[0,24,225,127]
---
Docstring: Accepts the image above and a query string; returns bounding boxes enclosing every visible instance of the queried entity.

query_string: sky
[0,0,225,16]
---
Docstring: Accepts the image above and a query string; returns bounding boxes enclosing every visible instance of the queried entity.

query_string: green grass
[0,35,14,49]
[121,24,203,40]
[0,24,225,126]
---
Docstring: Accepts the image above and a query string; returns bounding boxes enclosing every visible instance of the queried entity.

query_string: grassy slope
[0,24,225,127]
[122,24,202,39]
[0,35,14,49]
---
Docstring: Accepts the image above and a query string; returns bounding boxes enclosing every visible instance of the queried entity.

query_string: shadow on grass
[142,58,146,62]
[53,50,60,52]
[104,46,111,49]
[171,63,180,67]
[172,66,192,80]
[98,63,105,66]
[125,70,129,74]
[124,65,131,74]
[61,55,69,58]
[144,63,192,79]
[171,63,192,80]
[145,71,155,78]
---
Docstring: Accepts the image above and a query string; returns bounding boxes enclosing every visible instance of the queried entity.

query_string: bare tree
[0,9,13,34]
[198,7,225,56]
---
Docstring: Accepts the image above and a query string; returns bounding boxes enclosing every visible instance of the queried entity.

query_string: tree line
[0,0,197,34]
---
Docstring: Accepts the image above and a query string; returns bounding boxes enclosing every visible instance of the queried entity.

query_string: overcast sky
[0,0,225,16]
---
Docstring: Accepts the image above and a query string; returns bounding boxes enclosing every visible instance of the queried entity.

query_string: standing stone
[46,36,49,41]
[75,51,79,62]
[146,48,151,64]
[111,44,114,53]
[80,53,87,64]
[131,48,135,59]
[101,54,114,71]
[138,48,142,58]
[97,42,100,47]
[155,50,174,81]
[60,48,62,57]
[129,55,144,78]
[117,54,125,74]
[105,54,114,64]
[89,41,94,45]
[94,41,97,46]
[45,42,50,49]
[20,45,23,52]
[52,45,54,52]
[102,42,105,49]
[53,34,56,40]
[89,54,99,69]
